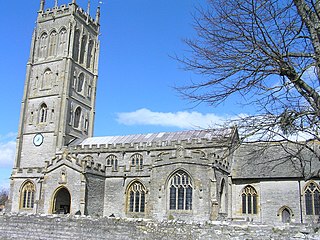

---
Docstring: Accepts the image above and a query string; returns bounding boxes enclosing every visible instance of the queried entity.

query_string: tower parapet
[37,1,100,33]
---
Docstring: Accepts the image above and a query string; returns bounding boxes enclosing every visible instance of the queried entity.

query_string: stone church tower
[8,0,100,213]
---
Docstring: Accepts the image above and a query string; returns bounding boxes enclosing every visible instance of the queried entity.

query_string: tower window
[20,181,35,209]
[169,171,193,210]
[39,32,48,58]
[73,30,80,62]
[127,181,146,213]
[39,103,48,123]
[80,35,87,64]
[77,73,84,93]
[241,185,258,214]
[86,40,94,68]
[48,30,58,56]
[304,181,320,215]
[74,107,82,129]
[58,28,67,56]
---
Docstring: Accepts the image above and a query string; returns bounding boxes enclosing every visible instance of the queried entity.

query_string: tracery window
[39,32,48,58]
[131,153,143,170]
[74,107,82,129]
[241,185,258,214]
[304,181,320,215]
[20,181,35,209]
[169,171,193,210]
[106,154,118,171]
[48,30,57,56]
[39,103,48,123]
[58,28,67,56]
[127,181,146,213]
[77,73,84,93]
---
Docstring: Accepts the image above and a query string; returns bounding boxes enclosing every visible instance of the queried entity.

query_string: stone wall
[1,213,320,240]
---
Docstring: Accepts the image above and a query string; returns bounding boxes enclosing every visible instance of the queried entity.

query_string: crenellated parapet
[11,167,44,178]
[37,2,99,32]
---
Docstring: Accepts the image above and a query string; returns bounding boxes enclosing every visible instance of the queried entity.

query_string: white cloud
[0,133,16,168]
[116,108,234,129]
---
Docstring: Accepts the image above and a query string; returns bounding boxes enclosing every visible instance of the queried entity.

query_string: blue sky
[0,0,248,189]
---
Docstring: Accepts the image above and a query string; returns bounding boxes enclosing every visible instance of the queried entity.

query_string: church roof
[79,129,236,146]
[231,142,320,179]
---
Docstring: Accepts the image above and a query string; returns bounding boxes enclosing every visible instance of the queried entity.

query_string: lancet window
[39,103,48,123]
[58,28,67,56]
[73,30,80,62]
[74,107,82,129]
[169,171,193,210]
[77,73,84,93]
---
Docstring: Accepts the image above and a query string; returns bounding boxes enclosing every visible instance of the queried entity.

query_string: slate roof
[231,142,320,179]
[79,129,236,146]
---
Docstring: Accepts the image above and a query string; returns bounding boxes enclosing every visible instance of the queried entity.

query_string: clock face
[33,133,44,146]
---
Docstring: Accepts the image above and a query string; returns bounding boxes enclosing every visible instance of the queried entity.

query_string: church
[7,0,320,225]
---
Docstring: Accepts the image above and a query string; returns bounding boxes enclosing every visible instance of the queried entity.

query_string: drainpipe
[298,180,303,223]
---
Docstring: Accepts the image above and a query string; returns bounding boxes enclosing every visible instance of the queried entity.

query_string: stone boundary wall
[0,213,320,240]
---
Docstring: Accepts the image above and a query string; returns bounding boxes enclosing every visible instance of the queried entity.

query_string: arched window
[281,208,291,223]
[219,179,227,213]
[39,32,48,58]
[127,181,146,213]
[58,28,67,56]
[74,107,81,129]
[20,181,35,209]
[130,153,143,170]
[86,40,94,68]
[42,68,52,89]
[79,35,87,64]
[39,103,48,123]
[73,30,80,61]
[77,73,84,93]
[106,154,118,171]
[48,30,57,56]
[241,185,258,214]
[304,181,320,215]
[169,170,193,210]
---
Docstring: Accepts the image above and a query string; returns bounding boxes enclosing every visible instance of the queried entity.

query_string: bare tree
[0,188,8,207]
[177,0,320,173]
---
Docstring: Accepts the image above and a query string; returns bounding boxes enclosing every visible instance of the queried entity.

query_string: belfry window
[80,35,87,64]
[106,154,118,171]
[304,181,320,215]
[127,181,146,213]
[48,30,57,56]
[130,153,143,170]
[20,181,35,209]
[39,103,48,123]
[241,185,258,214]
[39,32,48,58]
[169,171,193,210]
[73,30,80,62]
[74,107,82,129]
[58,28,67,56]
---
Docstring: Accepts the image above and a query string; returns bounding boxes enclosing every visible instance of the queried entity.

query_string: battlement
[12,167,44,177]
[69,137,228,154]
[38,2,99,32]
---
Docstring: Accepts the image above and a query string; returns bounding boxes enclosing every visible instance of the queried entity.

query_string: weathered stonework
[6,0,320,228]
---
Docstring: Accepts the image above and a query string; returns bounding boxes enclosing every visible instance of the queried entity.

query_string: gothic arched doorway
[52,187,71,214]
